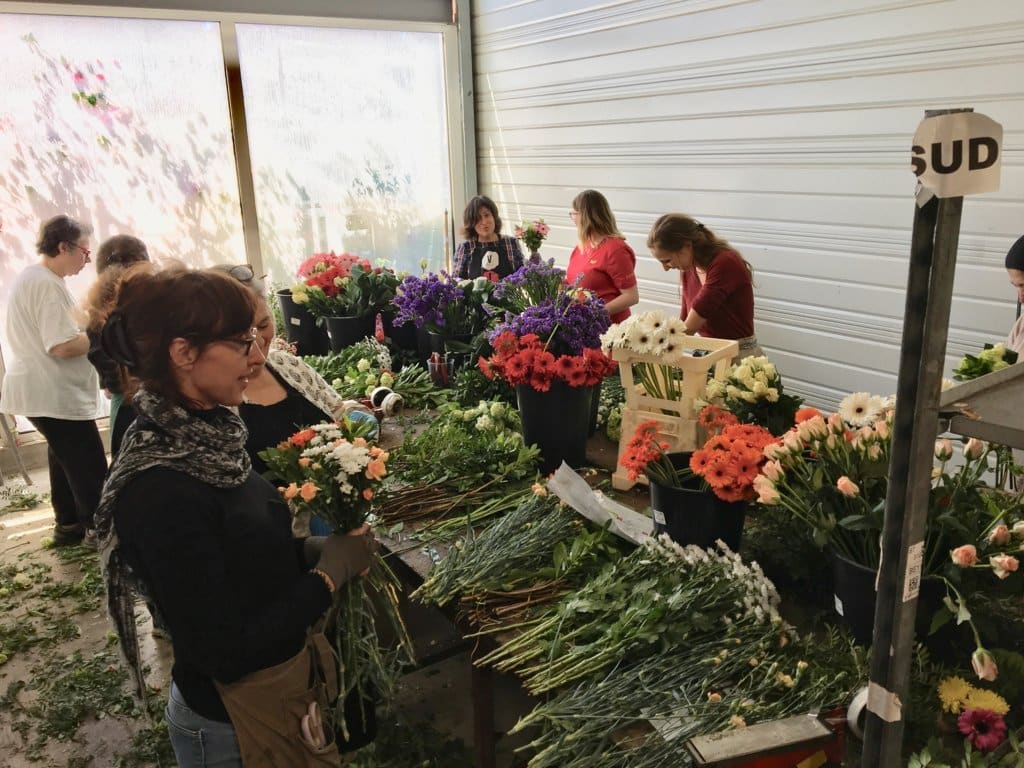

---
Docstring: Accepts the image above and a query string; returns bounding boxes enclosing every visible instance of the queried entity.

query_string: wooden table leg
[471,655,496,768]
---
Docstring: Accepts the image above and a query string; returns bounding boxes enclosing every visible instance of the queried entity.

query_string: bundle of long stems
[375,482,496,525]
[477,537,782,695]
[412,495,577,606]
[418,488,533,541]
[460,579,572,631]
[515,625,861,768]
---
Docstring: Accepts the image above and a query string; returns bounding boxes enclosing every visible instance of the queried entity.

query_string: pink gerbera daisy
[957,709,1007,752]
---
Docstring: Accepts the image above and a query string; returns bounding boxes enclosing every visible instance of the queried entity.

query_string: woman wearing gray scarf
[95,266,376,767]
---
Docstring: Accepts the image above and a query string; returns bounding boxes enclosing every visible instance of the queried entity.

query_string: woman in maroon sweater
[647,214,761,360]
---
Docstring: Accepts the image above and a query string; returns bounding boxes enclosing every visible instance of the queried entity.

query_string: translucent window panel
[0,14,245,315]
[235,24,451,283]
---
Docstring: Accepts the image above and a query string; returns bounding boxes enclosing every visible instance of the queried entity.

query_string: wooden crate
[611,336,738,491]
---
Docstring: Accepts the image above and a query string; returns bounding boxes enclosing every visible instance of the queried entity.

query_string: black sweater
[113,468,331,721]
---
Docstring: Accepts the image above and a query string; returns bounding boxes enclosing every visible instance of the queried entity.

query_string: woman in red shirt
[566,190,638,323]
[647,214,761,359]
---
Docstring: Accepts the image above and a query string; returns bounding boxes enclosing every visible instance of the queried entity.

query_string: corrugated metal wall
[472,0,1024,408]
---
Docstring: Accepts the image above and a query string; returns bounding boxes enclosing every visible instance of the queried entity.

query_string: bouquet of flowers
[259,424,414,738]
[490,259,567,316]
[600,310,690,399]
[703,355,803,436]
[954,343,1019,381]
[292,252,366,302]
[479,261,615,392]
[298,261,399,320]
[514,218,550,254]
[479,332,616,392]
[909,671,1022,765]
[391,272,495,336]
[620,411,776,501]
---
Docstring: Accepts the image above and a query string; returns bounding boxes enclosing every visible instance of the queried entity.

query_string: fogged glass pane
[0,14,244,312]
[236,24,451,283]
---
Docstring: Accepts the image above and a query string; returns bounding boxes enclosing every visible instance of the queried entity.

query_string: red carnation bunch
[478,331,616,393]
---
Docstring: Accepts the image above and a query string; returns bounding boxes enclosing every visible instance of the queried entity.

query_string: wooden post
[444,209,452,274]
[861,108,969,766]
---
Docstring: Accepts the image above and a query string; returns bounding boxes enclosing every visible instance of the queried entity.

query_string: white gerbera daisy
[838,392,882,427]
[626,321,655,354]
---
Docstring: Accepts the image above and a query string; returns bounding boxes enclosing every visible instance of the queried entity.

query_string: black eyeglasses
[219,328,259,356]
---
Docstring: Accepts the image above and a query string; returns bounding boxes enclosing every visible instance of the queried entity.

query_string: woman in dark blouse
[94,266,376,767]
[452,195,525,281]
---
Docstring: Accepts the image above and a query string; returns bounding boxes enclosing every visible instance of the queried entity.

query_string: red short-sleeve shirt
[566,238,637,323]
[681,249,754,339]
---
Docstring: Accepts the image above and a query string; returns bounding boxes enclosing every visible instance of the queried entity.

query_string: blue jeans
[165,682,243,768]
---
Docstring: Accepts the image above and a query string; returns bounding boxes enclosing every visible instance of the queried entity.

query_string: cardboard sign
[912,112,1002,198]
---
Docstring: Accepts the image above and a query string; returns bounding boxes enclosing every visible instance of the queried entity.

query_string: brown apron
[214,630,342,767]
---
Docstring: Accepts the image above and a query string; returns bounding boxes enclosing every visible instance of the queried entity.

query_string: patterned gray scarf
[95,387,250,700]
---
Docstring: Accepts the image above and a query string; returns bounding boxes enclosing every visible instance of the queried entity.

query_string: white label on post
[290,317,302,326]
[911,112,1002,199]
[903,541,925,602]
[652,509,666,525]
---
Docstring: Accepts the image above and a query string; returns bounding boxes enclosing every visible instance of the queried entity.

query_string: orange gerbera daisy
[703,454,734,489]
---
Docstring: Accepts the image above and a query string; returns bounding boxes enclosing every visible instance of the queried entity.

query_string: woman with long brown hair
[647,213,761,358]
[566,190,639,322]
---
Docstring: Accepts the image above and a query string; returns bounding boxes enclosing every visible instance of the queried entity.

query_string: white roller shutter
[473,0,1024,408]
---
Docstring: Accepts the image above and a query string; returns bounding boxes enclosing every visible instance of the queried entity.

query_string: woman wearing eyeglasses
[0,214,107,547]
[647,214,762,361]
[566,190,639,323]
[95,266,377,767]
[84,235,151,455]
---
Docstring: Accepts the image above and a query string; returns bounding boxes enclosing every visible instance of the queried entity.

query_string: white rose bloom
[765,389,780,403]
[751,381,768,396]
[754,370,769,385]
[763,363,777,379]
[357,358,371,372]
[705,379,726,400]
[490,402,504,418]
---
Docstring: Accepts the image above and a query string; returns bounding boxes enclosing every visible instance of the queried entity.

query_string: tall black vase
[276,289,329,356]
[830,551,944,647]
[648,452,746,551]
[516,382,593,474]
[325,315,374,352]
[383,313,417,351]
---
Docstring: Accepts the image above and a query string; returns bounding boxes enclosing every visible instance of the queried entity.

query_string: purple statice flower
[492,258,567,313]
[392,272,466,332]
[490,291,610,355]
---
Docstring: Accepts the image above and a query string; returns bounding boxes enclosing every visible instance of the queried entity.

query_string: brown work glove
[303,536,327,568]
[315,525,378,588]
